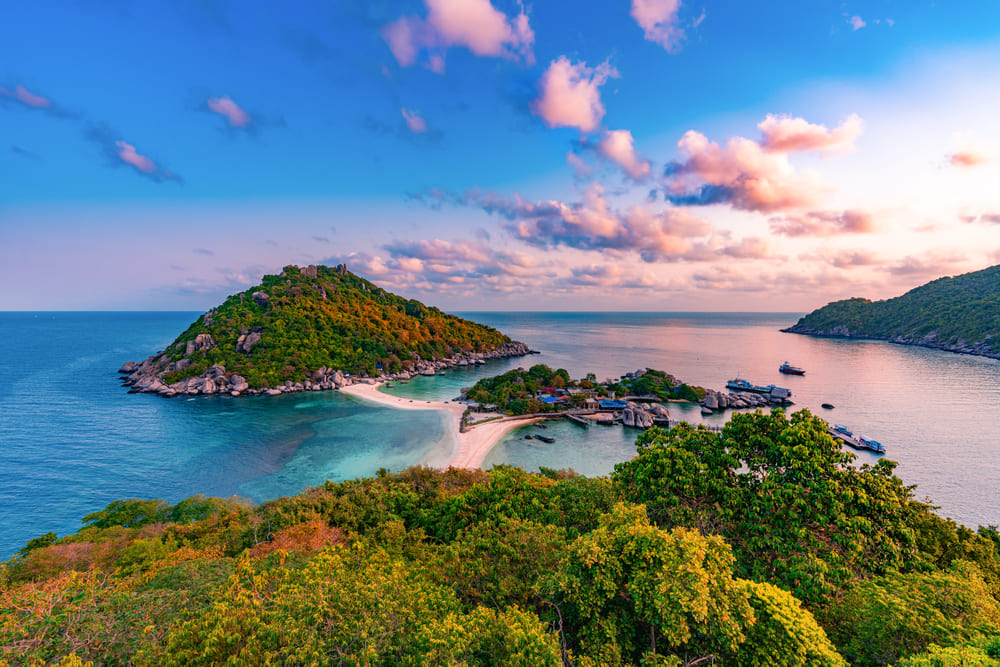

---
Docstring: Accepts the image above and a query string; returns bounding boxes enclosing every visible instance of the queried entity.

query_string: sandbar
[338,382,537,469]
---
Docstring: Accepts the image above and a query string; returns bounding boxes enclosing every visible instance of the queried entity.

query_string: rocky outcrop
[236,330,262,354]
[700,389,772,412]
[119,339,532,399]
[184,333,217,356]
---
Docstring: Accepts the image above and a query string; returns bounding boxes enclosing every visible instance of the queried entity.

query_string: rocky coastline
[119,340,533,398]
[782,324,1000,361]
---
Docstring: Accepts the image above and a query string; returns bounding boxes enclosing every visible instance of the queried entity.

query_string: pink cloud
[115,140,157,173]
[803,248,884,269]
[531,57,619,133]
[849,15,866,30]
[448,183,714,262]
[631,0,684,52]
[401,108,428,133]
[207,95,251,128]
[888,250,969,277]
[0,84,52,108]
[758,114,863,154]
[597,129,651,180]
[769,210,877,237]
[381,0,534,71]
[665,129,827,212]
[566,152,594,178]
[948,150,989,167]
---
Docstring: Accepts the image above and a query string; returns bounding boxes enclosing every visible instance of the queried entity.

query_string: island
[119,264,530,397]
[783,263,1000,360]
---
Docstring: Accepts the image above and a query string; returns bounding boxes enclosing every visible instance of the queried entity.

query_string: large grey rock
[251,291,270,307]
[704,394,719,410]
[265,388,283,396]
[230,375,249,392]
[184,333,217,356]
[238,331,262,354]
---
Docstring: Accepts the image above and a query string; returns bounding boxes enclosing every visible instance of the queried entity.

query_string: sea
[1,311,998,560]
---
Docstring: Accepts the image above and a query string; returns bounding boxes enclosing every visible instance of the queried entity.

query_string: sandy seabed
[338,382,537,469]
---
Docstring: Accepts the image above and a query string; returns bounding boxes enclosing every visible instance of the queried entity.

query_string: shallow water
[1,311,998,559]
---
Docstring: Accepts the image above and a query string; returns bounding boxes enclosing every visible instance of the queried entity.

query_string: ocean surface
[1,311,998,559]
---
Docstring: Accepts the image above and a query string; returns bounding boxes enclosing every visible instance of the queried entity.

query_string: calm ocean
[1,311,998,559]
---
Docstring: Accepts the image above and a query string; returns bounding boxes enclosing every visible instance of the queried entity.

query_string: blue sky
[3,0,1000,310]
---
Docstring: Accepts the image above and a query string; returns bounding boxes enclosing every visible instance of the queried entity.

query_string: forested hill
[783,264,1000,358]
[121,264,525,393]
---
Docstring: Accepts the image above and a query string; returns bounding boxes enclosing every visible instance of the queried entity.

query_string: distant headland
[120,264,531,397]
[783,263,1000,361]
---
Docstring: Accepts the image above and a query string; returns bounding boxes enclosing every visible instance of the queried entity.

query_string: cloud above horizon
[85,124,182,183]
[401,108,428,134]
[381,0,534,72]
[769,209,876,237]
[207,95,251,128]
[758,113,863,154]
[597,129,652,180]
[414,184,779,265]
[663,114,863,213]
[531,57,618,133]
[631,0,685,52]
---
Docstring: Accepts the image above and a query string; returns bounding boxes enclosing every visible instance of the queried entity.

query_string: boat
[821,403,834,410]
[726,378,755,391]
[727,377,792,398]
[779,362,805,375]
[858,436,885,454]
[833,424,853,437]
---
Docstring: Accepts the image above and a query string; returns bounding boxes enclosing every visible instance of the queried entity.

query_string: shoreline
[338,382,538,470]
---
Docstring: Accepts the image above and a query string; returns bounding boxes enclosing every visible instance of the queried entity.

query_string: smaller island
[783,263,1000,360]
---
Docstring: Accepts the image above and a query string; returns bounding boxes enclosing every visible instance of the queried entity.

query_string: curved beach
[338,382,537,469]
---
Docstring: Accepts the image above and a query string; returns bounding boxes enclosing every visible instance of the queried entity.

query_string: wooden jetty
[565,413,591,427]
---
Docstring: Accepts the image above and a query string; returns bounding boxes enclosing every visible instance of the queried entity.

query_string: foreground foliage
[2,410,998,666]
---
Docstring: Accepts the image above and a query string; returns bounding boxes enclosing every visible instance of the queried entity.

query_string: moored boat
[833,424,853,437]
[858,435,885,454]
[821,403,834,409]
[779,361,805,375]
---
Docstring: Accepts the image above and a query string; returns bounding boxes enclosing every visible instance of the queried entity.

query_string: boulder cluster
[621,401,671,429]
[120,339,532,398]
[702,390,773,411]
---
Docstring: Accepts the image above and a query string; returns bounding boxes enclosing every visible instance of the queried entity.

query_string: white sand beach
[338,382,538,469]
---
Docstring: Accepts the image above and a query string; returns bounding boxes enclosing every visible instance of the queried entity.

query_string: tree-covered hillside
[784,264,1000,357]
[124,264,517,389]
[4,410,1000,666]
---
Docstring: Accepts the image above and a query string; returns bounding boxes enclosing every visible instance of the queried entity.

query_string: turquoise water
[1,311,999,559]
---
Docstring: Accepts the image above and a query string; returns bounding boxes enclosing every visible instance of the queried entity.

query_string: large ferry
[779,361,805,375]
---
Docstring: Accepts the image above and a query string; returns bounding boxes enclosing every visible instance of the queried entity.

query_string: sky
[2,0,1000,311]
